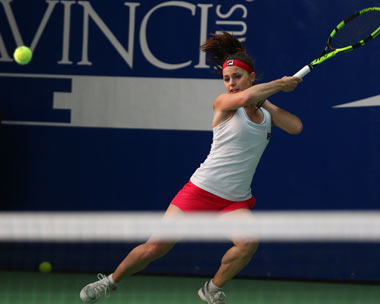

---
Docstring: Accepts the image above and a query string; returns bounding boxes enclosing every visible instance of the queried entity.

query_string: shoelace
[92,274,112,298]
[210,290,226,304]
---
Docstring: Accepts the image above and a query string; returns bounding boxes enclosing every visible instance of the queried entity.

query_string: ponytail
[200,31,255,76]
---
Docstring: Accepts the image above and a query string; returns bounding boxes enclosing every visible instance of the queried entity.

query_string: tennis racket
[294,7,380,78]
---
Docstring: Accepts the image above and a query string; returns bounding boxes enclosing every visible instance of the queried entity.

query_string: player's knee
[235,241,259,260]
[143,242,172,261]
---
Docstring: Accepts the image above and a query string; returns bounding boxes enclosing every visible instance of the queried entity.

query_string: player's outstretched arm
[214,76,301,112]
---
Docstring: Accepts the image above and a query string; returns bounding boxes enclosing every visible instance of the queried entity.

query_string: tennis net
[1,211,380,304]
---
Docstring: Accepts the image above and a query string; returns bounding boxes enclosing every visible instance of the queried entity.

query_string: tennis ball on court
[13,46,32,65]
[39,261,52,273]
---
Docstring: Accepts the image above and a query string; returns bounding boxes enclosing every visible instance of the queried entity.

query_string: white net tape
[1,211,380,242]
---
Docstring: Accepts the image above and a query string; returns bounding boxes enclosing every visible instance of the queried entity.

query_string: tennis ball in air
[39,261,52,273]
[13,46,32,65]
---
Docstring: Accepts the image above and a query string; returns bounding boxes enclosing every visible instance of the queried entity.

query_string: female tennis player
[80,32,303,304]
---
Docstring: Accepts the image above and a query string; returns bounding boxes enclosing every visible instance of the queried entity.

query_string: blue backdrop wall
[0,0,379,282]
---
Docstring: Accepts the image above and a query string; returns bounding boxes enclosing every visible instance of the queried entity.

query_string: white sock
[108,274,118,285]
[208,279,223,291]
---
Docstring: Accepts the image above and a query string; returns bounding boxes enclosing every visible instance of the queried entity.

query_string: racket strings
[329,10,380,49]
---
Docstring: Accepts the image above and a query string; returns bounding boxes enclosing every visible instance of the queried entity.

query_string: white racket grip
[293,65,311,79]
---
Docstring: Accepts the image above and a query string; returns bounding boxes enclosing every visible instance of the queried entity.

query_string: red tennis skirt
[170,181,256,213]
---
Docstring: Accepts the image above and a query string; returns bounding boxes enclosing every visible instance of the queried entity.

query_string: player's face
[223,66,255,94]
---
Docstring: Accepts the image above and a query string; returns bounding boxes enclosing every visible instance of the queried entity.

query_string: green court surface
[1,271,379,304]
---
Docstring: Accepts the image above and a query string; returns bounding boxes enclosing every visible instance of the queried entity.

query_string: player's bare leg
[80,204,183,303]
[198,209,258,303]
[112,204,183,281]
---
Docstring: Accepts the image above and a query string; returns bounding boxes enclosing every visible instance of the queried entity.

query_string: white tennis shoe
[80,273,117,303]
[198,280,227,304]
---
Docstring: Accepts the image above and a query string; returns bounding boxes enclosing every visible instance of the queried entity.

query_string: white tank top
[190,107,271,201]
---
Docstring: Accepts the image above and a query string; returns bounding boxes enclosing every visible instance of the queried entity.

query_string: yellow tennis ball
[39,261,52,273]
[13,46,32,65]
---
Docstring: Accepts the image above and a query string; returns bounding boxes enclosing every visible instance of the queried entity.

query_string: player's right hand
[281,76,302,92]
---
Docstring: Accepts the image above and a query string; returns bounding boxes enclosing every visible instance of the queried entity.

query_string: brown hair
[200,31,255,77]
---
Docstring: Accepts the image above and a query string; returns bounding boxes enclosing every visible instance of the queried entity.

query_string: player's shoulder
[213,93,229,107]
